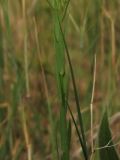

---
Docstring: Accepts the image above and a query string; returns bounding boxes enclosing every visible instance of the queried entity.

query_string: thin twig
[95,140,120,150]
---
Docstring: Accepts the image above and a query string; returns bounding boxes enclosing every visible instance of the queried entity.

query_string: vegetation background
[0,0,120,159]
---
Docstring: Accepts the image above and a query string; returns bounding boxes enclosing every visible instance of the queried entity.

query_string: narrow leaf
[98,111,119,160]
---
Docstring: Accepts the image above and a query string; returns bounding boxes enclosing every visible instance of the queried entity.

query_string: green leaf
[67,120,71,152]
[58,17,88,160]
[98,111,119,160]
[53,4,70,159]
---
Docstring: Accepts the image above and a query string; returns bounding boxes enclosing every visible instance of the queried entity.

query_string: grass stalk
[111,19,115,66]
[102,8,116,66]
[90,54,96,159]
[53,1,70,159]
[57,15,88,160]
[0,11,4,93]
[22,0,30,98]
[20,105,32,160]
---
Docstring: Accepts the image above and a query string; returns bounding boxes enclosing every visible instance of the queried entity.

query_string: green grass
[0,0,120,159]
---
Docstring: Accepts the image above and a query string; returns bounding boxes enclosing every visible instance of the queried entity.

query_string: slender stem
[90,54,96,158]
[111,19,115,66]
[57,15,88,160]
[20,105,32,160]
[22,0,30,98]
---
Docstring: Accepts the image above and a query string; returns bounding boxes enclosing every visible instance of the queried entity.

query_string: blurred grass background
[0,0,120,159]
